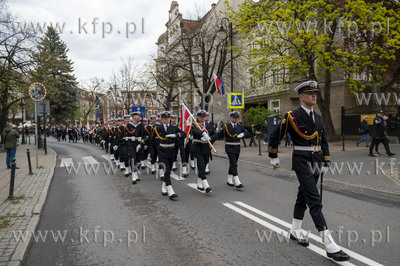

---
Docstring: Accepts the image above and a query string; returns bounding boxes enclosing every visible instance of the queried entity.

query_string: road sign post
[29,82,46,168]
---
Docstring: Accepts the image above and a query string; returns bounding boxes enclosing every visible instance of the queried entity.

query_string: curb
[7,149,57,266]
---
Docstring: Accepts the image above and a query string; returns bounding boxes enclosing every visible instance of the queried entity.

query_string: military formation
[77,109,252,200]
[49,81,352,262]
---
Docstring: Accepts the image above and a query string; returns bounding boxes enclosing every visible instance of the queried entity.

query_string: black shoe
[169,194,178,200]
[132,180,137,184]
[151,171,156,175]
[205,187,212,193]
[356,142,359,147]
[227,182,234,187]
[205,171,210,175]
[197,186,205,191]
[290,234,309,247]
[375,151,381,155]
[327,250,350,261]
[172,167,177,171]
[387,152,396,157]
[162,191,167,196]
[369,153,376,157]
[366,145,369,147]
[7,166,11,169]
[235,184,244,189]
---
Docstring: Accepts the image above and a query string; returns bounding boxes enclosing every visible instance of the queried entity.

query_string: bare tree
[0,0,36,133]
[79,77,105,124]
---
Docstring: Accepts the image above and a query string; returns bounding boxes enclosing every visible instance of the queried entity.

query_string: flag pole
[181,101,216,153]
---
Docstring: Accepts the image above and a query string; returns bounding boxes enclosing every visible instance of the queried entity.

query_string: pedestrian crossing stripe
[224,201,383,266]
[60,158,73,167]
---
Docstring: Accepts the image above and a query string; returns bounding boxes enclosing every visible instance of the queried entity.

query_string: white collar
[231,122,237,127]
[301,105,313,115]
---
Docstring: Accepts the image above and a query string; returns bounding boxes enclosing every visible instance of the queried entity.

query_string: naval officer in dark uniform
[216,111,250,188]
[140,111,186,200]
[191,110,217,193]
[268,81,350,262]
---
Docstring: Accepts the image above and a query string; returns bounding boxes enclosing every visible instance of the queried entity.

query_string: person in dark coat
[216,111,250,188]
[140,111,186,199]
[190,110,217,193]
[357,116,370,147]
[369,111,395,156]
[2,123,20,169]
[268,81,350,262]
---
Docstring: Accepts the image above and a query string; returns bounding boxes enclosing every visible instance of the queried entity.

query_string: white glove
[270,158,280,167]
[202,132,211,141]
[136,144,142,153]
[166,134,176,138]
[144,145,148,150]
[201,136,206,142]
[113,145,118,151]
[237,133,244,138]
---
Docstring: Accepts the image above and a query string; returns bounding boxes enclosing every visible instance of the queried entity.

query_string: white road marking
[231,201,384,266]
[101,155,112,162]
[60,158,73,167]
[82,156,98,165]
[186,183,206,193]
[171,173,185,180]
[223,203,356,266]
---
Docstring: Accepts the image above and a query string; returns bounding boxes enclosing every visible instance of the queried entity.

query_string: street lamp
[217,17,234,92]
[20,100,26,144]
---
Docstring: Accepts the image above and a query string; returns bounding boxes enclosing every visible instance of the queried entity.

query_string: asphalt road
[25,138,400,265]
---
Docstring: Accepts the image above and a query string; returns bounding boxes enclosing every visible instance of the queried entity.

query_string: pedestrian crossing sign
[228,93,244,109]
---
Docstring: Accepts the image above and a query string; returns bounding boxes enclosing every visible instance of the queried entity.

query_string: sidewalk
[0,144,56,266]
[211,139,400,197]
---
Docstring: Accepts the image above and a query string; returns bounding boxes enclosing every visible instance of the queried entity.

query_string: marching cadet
[141,118,150,169]
[118,115,130,175]
[204,112,212,174]
[191,110,217,193]
[123,111,144,184]
[109,120,116,160]
[268,81,350,262]
[147,115,158,174]
[216,111,250,188]
[116,117,127,172]
[170,115,179,171]
[139,111,186,200]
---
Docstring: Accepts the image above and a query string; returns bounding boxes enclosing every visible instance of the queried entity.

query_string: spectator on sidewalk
[260,119,268,144]
[2,122,20,169]
[370,110,395,157]
[285,132,291,147]
[249,124,257,147]
[357,116,370,147]
[374,115,395,156]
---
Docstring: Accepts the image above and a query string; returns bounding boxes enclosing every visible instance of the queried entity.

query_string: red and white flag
[180,102,193,135]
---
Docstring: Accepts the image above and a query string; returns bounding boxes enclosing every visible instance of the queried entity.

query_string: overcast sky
[8,0,217,85]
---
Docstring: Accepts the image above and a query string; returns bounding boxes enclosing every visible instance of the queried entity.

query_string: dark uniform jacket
[122,122,144,144]
[191,122,217,154]
[142,124,186,158]
[217,123,250,154]
[372,116,385,139]
[268,107,330,174]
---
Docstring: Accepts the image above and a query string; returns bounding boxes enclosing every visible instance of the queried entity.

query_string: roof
[157,31,168,44]
[181,19,200,35]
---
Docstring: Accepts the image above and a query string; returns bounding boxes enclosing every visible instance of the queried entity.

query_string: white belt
[123,136,142,141]
[225,142,240,146]
[160,143,175,148]
[193,139,207,144]
[293,145,321,152]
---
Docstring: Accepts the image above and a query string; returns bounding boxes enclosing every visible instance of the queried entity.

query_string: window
[270,100,280,113]
[147,110,152,117]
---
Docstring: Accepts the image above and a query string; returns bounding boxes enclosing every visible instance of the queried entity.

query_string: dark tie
[310,111,314,123]
[233,124,236,128]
